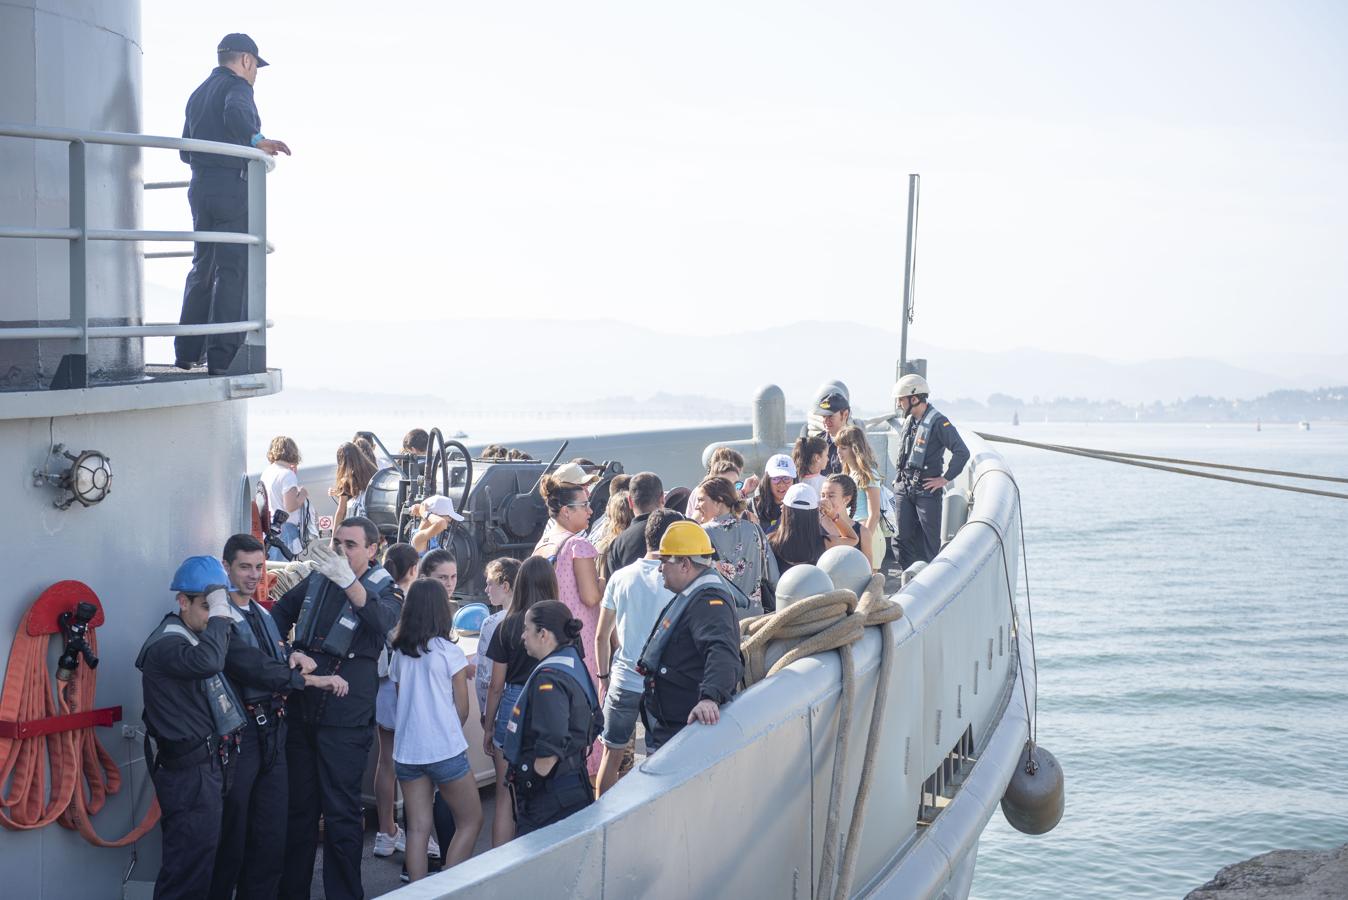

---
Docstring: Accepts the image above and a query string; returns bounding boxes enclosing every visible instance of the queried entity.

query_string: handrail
[0,121,273,385]
[0,122,277,170]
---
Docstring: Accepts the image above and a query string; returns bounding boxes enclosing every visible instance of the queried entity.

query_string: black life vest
[226,600,288,704]
[136,613,246,739]
[294,564,392,658]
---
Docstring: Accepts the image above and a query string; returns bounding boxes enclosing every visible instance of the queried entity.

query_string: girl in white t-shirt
[389,578,483,881]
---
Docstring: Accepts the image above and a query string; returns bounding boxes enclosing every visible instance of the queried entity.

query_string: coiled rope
[976,432,1348,500]
[739,574,904,900]
[0,603,160,845]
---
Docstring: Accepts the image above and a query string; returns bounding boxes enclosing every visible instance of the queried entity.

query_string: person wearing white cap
[751,453,797,535]
[768,482,858,571]
[410,494,465,554]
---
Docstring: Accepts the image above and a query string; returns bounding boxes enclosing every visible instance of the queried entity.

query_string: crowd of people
[138,376,968,899]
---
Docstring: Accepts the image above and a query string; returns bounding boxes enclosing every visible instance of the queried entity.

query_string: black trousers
[176,168,248,373]
[278,722,372,900]
[897,489,943,568]
[513,769,592,836]
[639,699,684,755]
[210,717,287,900]
[152,757,223,900]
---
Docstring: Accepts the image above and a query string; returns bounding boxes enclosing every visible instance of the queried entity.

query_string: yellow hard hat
[657,521,714,558]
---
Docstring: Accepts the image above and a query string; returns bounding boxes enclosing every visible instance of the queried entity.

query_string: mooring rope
[739,574,903,900]
[975,432,1348,500]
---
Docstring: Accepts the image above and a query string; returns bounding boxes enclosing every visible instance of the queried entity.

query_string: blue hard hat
[170,555,229,593]
[453,603,490,635]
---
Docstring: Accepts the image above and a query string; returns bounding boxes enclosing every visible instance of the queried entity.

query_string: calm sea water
[971,421,1348,899]
[250,407,1348,897]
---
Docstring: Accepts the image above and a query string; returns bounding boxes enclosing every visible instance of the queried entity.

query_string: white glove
[312,544,357,590]
[205,585,232,619]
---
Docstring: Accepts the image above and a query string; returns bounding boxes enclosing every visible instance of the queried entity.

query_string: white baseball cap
[783,482,819,510]
[764,453,797,480]
[550,461,601,486]
[423,494,465,521]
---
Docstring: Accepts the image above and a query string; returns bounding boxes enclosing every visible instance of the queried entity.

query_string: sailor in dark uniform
[176,32,290,375]
[890,374,970,568]
[800,389,851,476]
[503,600,602,835]
[209,534,349,900]
[637,522,744,753]
[136,556,242,900]
[270,517,401,900]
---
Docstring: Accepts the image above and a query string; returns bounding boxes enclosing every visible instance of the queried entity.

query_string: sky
[137,1,1348,368]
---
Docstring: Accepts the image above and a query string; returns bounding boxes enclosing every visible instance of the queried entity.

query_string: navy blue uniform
[894,407,969,568]
[510,669,596,834]
[176,66,262,374]
[640,582,742,753]
[137,613,233,900]
[210,601,305,900]
[270,569,401,900]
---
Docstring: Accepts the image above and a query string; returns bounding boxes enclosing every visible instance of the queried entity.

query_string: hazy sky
[139,1,1348,363]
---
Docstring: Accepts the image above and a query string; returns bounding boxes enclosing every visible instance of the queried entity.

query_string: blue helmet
[170,555,229,593]
[453,603,490,635]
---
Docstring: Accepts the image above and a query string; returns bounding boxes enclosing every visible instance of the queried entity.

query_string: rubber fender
[1000,742,1065,835]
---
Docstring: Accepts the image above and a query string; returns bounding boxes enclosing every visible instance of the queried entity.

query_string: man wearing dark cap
[803,390,851,476]
[176,33,291,376]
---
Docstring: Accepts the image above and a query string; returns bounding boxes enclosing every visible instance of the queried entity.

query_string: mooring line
[974,432,1348,500]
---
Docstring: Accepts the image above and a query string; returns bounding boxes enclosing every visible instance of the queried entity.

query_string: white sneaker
[427,833,441,859]
[394,824,406,853]
[373,826,402,858]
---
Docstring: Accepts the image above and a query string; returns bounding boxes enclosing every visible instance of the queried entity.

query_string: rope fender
[0,601,160,845]
[740,574,904,900]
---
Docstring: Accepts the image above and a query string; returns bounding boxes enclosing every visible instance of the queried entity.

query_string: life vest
[135,613,246,740]
[901,406,942,472]
[636,569,737,679]
[293,564,392,659]
[502,644,600,767]
[225,600,288,704]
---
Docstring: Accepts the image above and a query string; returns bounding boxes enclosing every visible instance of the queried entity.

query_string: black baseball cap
[218,33,268,67]
[815,391,849,415]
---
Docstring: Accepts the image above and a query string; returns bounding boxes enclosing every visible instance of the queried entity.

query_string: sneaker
[427,833,441,860]
[373,825,403,858]
[399,866,409,884]
[394,824,406,853]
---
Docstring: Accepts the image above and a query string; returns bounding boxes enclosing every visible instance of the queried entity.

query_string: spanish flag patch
[539,683,554,691]
[709,599,724,606]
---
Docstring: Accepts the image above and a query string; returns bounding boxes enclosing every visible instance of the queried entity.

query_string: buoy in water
[1000,742,1064,835]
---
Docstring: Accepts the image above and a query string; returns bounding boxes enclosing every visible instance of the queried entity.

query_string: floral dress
[533,528,603,775]
[703,513,776,615]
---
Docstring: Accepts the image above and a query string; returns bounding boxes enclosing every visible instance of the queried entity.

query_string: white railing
[0,122,276,384]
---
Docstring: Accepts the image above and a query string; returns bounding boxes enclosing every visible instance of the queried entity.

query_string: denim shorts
[600,684,642,748]
[492,683,525,748]
[395,751,470,784]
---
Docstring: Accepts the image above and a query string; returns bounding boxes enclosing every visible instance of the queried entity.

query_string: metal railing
[0,122,277,385]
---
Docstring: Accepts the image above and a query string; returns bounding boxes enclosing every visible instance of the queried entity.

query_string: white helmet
[892,373,931,400]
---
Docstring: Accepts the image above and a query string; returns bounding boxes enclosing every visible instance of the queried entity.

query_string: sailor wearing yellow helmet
[636,521,745,753]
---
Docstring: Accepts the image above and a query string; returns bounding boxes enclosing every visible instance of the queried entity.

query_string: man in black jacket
[890,374,970,568]
[639,522,743,753]
[209,534,347,900]
[176,33,290,375]
[136,556,239,900]
[605,471,664,574]
[270,518,400,900]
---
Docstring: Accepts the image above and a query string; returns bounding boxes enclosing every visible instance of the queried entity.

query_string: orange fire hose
[0,599,160,845]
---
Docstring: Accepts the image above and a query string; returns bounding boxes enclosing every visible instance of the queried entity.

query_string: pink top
[533,529,603,774]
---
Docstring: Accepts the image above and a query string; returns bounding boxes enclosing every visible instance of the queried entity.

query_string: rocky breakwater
[1186,845,1348,899]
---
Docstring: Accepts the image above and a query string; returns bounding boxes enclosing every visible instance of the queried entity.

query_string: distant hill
[138,282,1348,410]
[260,314,1348,411]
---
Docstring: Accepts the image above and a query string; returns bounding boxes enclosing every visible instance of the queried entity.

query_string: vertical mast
[899,173,920,373]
